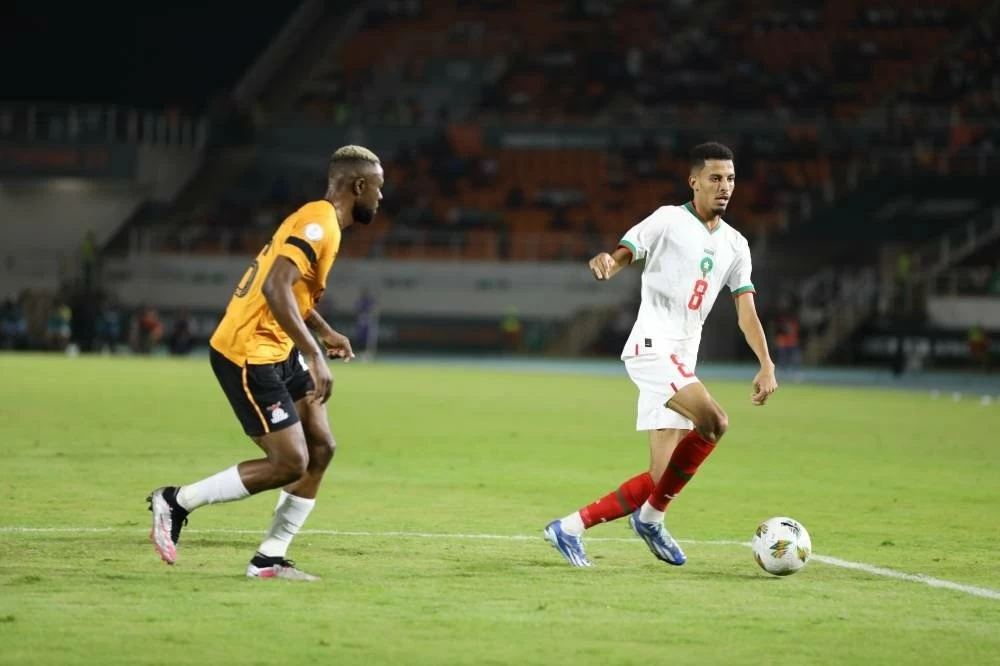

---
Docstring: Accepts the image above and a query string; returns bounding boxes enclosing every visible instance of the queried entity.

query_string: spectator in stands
[167,311,197,356]
[501,307,523,353]
[505,185,525,209]
[550,207,571,231]
[46,300,72,351]
[891,329,907,378]
[0,297,28,349]
[773,306,803,381]
[354,288,378,361]
[95,298,122,354]
[968,323,991,371]
[627,134,661,179]
[132,305,163,355]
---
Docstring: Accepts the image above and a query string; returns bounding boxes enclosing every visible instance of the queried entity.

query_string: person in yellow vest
[502,307,523,353]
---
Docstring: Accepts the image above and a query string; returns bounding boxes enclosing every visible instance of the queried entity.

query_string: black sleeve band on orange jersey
[285,237,317,265]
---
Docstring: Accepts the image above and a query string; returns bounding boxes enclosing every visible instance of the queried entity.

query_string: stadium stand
[116,0,997,265]
[4,0,999,365]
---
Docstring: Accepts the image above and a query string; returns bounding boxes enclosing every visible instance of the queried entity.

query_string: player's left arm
[305,309,354,362]
[735,293,777,406]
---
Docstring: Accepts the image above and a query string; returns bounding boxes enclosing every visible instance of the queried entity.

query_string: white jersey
[619,202,754,359]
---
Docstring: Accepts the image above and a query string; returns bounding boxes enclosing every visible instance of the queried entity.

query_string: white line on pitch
[810,554,1000,600]
[2,526,997,601]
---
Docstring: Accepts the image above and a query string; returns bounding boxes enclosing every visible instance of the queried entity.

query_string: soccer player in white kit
[544,143,778,567]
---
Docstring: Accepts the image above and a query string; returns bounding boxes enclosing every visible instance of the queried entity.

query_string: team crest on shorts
[267,403,290,424]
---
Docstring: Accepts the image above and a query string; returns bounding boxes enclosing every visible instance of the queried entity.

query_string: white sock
[559,511,585,536]
[257,490,316,558]
[176,465,249,512]
[637,501,665,524]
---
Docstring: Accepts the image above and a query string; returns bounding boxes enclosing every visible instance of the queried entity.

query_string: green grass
[1,353,998,665]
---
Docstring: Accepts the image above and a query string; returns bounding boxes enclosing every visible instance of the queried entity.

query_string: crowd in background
[161,0,1000,264]
[4,0,999,369]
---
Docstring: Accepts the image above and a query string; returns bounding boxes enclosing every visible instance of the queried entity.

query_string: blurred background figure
[968,323,991,372]
[45,299,72,352]
[168,310,198,356]
[0,297,29,350]
[353,288,379,362]
[502,307,523,354]
[80,230,98,293]
[94,296,123,354]
[774,303,803,382]
[132,306,164,355]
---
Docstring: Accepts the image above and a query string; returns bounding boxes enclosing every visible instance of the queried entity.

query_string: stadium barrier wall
[926,296,1000,329]
[102,255,640,319]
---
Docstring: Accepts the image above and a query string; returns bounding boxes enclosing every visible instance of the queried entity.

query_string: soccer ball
[751,517,811,576]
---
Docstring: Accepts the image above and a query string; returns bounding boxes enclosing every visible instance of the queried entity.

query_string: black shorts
[210,347,315,437]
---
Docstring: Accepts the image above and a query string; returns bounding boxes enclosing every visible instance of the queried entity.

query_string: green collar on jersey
[684,201,723,235]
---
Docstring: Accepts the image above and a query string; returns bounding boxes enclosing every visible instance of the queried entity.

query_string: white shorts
[623,344,700,431]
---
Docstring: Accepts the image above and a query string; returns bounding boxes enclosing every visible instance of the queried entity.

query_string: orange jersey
[210,200,341,365]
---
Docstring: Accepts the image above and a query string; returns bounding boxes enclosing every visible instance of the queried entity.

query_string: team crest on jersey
[267,403,290,425]
[700,256,714,276]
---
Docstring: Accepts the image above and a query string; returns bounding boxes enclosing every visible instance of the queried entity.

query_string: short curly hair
[689,142,734,172]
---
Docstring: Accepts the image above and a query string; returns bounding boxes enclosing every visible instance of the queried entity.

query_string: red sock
[579,472,654,528]
[647,431,716,511]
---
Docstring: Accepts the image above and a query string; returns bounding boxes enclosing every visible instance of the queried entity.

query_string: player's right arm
[588,247,633,280]
[305,309,354,362]
[261,258,333,404]
[590,207,668,280]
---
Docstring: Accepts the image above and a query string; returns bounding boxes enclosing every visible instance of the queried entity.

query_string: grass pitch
[1,354,998,665]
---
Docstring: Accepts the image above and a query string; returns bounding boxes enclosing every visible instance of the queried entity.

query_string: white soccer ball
[751,517,812,576]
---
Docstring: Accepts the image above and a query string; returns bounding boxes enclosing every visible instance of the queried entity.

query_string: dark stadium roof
[1,3,296,109]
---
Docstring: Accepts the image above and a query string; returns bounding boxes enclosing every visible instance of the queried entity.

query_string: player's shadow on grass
[523,555,768,579]
[177,538,254,548]
[657,567,766,581]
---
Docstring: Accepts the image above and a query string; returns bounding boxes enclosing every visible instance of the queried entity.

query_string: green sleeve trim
[731,284,756,297]
[618,239,638,263]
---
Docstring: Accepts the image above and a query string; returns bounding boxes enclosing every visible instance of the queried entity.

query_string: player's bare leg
[664,383,728,444]
[147,426,308,565]
[648,428,687,483]
[283,396,336,498]
[247,397,335,580]
[544,428,687,567]
[631,382,728,565]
